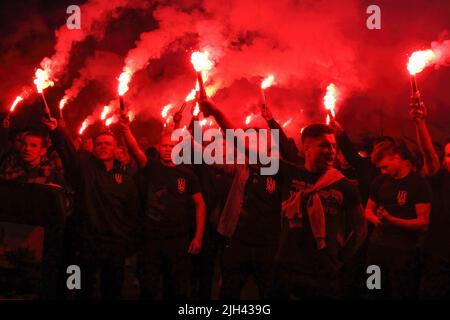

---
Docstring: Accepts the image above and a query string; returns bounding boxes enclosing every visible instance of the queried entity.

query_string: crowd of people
[0,93,448,300]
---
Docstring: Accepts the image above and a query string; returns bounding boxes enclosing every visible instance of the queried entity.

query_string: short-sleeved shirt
[140,160,201,239]
[232,165,283,246]
[369,171,432,247]
[277,165,362,275]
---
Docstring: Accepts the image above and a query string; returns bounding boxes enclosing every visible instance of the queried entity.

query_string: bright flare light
[59,97,68,110]
[161,104,173,118]
[101,106,111,121]
[9,96,24,112]
[245,114,253,125]
[261,75,275,89]
[324,83,337,118]
[79,118,89,135]
[118,67,132,96]
[33,68,54,93]
[190,51,213,72]
[407,50,437,75]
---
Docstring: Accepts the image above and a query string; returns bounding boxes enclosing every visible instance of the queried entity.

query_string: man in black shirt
[135,134,206,300]
[274,124,367,299]
[199,99,283,299]
[365,140,431,299]
[44,117,139,299]
[409,97,450,299]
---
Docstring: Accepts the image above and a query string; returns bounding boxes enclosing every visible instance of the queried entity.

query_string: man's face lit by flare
[159,135,177,164]
[20,134,46,167]
[93,134,117,162]
[304,134,336,171]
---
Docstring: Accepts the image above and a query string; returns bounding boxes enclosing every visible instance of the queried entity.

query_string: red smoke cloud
[1,0,449,145]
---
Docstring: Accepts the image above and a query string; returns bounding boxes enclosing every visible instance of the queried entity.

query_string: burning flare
[10,96,24,113]
[261,75,275,89]
[245,114,254,125]
[324,83,337,118]
[193,102,200,116]
[161,104,173,118]
[33,68,54,93]
[190,51,213,73]
[59,97,68,110]
[101,106,112,121]
[282,118,292,128]
[118,67,132,96]
[407,50,437,75]
[105,115,118,127]
[185,88,197,102]
[79,118,89,135]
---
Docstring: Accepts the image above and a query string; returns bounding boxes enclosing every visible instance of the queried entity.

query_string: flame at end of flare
[326,114,331,125]
[185,89,197,102]
[245,114,253,125]
[261,75,275,89]
[79,119,89,135]
[193,102,200,116]
[10,96,24,112]
[118,67,132,96]
[324,83,337,116]
[191,51,213,72]
[282,118,292,128]
[199,119,207,127]
[101,106,112,121]
[33,68,54,93]
[59,97,68,110]
[407,50,437,75]
[161,104,173,118]
[105,115,118,127]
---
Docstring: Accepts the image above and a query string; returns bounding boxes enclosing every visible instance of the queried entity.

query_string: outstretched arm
[118,116,147,169]
[44,117,81,187]
[410,96,440,176]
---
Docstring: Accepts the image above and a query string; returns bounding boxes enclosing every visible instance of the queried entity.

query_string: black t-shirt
[232,165,283,246]
[425,169,450,257]
[139,160,201,239]
[277,165,362,275]
[369,171,432,247]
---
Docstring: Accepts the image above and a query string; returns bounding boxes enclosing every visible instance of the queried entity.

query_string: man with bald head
[134,133,206,300]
